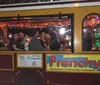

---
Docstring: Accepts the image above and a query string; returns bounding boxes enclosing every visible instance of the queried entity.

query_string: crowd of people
[0,28,71,51]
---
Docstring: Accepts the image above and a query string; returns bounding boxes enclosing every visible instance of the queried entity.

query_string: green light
[95,40,100,46]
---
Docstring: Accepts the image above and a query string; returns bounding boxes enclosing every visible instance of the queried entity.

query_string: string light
[0,21,71,28]
[58,22,62,26]
[44,23,48,26]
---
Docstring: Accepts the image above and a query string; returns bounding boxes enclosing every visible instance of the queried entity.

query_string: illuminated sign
[17,54,43,68]
[46,54,100,73]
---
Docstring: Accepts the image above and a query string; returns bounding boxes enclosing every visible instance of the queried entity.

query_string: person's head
[51,32,58,41]
[46,33,51,39]
[18,32,24,39]
[40,31,45,39]
[13,34,18,40]
[32,30,39,38]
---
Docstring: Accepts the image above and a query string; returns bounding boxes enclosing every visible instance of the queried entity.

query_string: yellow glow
[74,3,79,7]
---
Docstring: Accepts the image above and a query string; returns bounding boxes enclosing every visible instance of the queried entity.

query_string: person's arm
[12,45,21,50]
[38,40,47,51]
[28,39,33,50]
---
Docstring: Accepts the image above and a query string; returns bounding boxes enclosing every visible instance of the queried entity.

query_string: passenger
[59,35,69,50]
[38,31,48,49]
[24,34,30,51]
[45,33,51,49]
[50,32,60,51]
[9,34,21,50]
[28,30,46,51]
[17,32,25,50]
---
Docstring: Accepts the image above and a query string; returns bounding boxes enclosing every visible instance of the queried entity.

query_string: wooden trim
[0,51,71,54]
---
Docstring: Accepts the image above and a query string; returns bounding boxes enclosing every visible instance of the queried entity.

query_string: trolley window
[82,13,100,51]
[0,14,74,52]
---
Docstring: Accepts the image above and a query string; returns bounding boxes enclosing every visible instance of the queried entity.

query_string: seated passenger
[28,30,46,51]
[50,32,60,51]
[38,31,48,49]
[9,34,21,51]
[17,32,25,50]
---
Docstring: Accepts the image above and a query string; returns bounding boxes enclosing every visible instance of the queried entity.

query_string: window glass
[82,13,100,51]
[0,14,74,51]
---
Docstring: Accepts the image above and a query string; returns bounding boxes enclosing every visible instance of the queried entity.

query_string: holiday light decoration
[0,20,71,29]
[83,14,100,27]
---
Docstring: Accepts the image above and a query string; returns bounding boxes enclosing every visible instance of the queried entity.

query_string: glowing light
[20,24,24,27]
[39,25,42,28]
[58,22,62,25]
[34,26,38,28]
[29,26,31,28]
[83,29,87,33]
[45,23,48,25]
[13,18,17,20]
[94,29,96,31]
[65,35,69,40]
[69,42,71,46]
[59,28,66,35]
[17,24,19,26]
[25,24,28,27]
[74,3,79,7]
